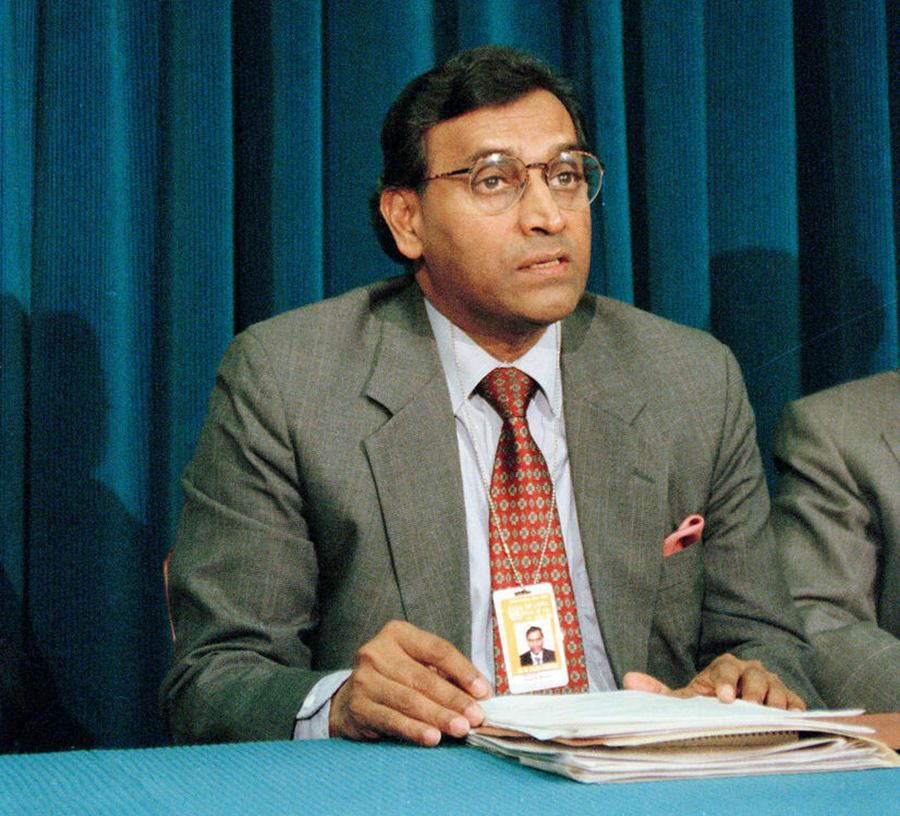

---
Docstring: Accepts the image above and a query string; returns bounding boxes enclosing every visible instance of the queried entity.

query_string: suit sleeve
[692,348,822,706]
[160,330,330,743]
[772,401,900,711]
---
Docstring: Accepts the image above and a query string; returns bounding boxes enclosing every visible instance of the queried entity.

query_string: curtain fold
[639,0,710,330]
[796,0,897,394]
[0,1,36,617]
[1,0,897,748]
[706,0,801,464]
[583,0,632,302]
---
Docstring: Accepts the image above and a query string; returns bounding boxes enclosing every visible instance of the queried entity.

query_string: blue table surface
[0,738,897,815]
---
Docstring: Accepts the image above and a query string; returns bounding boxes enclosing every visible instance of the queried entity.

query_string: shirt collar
[424,299,561,417]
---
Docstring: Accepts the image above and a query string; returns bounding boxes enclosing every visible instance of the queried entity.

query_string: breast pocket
[658,542,703,592]
[648,543,705,681]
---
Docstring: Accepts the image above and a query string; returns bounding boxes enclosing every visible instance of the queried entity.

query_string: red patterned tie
[477,367,588,695]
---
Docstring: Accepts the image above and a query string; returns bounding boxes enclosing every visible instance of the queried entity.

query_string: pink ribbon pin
[663,514,704,557]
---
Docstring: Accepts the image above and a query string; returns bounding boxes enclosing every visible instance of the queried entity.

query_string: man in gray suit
[772,370,900,711]
[161,46,820,746]
[519,626,556,666]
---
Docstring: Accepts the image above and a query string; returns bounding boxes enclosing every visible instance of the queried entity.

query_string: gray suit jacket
[161,275,820,743]
[519,649,556,666]
[772,370,900,711]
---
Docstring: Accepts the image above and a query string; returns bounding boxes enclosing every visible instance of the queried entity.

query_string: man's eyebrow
[457,146,516,166]
[460,141,586,166]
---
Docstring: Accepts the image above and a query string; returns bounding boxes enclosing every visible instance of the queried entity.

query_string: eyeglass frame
[419,149,604,214]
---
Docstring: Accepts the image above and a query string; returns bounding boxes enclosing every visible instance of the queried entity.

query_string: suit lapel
[562,302,669,681]
[362,286,471,654]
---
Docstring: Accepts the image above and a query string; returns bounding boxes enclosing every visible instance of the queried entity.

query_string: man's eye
[550,168,582,189]
[473,172,516,194]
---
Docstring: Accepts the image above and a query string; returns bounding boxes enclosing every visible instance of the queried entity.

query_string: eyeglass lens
[469,152,602,214]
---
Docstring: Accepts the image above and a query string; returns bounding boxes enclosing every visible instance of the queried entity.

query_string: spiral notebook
[468,691,900,783]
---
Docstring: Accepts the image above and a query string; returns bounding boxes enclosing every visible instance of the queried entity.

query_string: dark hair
[370,45,589,264]
[525,625,543,637]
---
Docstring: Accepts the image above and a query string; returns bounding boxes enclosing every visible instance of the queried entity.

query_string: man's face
[527,630,543,654]
[397,90,592,358]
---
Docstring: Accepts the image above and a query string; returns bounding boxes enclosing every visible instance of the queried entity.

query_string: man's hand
[622,653,807,710]
[329,621,492,747]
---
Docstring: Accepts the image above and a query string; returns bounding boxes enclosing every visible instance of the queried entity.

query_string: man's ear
[380,188,424,261]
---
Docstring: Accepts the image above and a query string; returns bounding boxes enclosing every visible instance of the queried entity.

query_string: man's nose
[516,168,565,234]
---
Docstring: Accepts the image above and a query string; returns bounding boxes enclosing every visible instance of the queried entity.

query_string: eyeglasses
[421,150,603,215]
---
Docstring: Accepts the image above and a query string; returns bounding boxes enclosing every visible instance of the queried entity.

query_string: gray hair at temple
[370,45,590,264]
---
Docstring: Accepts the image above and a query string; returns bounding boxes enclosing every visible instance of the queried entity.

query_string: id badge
[492,582,568,694]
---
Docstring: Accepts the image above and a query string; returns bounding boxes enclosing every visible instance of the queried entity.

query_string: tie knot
[476,367,538,420]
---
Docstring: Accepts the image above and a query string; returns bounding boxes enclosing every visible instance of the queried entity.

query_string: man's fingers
[622,671,673,695]
[357,623,487,722]
[741,670,805,711]
[399,658,484,729]
[784,688,807,712]
[735,663,776,706]
[685,653,748,702]
[623,671,700,701]
[336,671,472,745]
[757,677,787,709]
[331,673,463,746]
[685,654,810,710]
[331,678,442,746]
[696,653,742,696]
[330,621,491,745]
[393,621,491,701]
[623,656,811,712]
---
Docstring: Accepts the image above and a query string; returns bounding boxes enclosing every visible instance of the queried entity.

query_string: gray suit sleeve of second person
[772,386,900,712]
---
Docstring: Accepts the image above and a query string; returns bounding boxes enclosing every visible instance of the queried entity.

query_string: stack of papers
[468,691,900,783]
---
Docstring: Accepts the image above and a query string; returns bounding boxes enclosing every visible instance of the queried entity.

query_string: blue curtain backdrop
[1,0,898,748]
